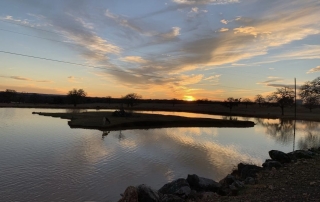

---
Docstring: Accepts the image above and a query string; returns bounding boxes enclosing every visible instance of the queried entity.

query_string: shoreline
[33,111,255,131]
[118,148,320,202]
[2,103,320,122]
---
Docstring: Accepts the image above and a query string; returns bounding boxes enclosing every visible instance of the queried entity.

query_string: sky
[0,0,319,101]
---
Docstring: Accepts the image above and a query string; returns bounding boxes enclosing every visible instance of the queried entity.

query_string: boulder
[237,163,262,179]
[287,150,314,159]
[118,186,138,202]
[219,174,236,186]
[269,150,291,163]
[159,194,184,202]
[262,159,282,170]
[137,184,160,202]
[244,177,255,185]
[186,174,221,192]
[158,178,191,198]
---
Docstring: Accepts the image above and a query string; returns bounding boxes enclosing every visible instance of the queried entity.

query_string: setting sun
[183,95,195,101]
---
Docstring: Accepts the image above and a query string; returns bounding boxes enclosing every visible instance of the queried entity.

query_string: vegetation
[299,77,320,112]
[222,97,241,112]
[122,93,142,107]
[67,89,87,107]
[242,98,252,108]
[254,94,265,107]
[268,87,294,116]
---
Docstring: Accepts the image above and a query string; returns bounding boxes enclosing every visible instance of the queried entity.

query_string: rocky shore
[118,148,320,202]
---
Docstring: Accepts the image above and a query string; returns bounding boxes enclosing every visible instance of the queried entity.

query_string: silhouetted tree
[67,89,87,107]
[242,98,252,108]
[254,94,265,107]
[4,89,17,103]
[222,97,241,112]
[171,98,178,107]
[105,96,112,104]
[268,87,294,116]
[122,93,142,107]
[300,78,320,112]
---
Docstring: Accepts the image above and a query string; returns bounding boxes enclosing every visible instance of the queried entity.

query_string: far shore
[1,102,320,122]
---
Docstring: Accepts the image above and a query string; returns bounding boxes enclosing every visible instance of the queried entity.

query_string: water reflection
[65,108,88,113]
[1,108,320,201]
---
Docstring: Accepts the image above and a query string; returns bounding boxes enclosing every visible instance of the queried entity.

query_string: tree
[268,87,294,116]
[122,93,142,107]
[67,89,87,107]
[299,78,320,112]
[242,98,252,108]
[3,89,17,103]
[254,94,265,107]
[222,97,241,112]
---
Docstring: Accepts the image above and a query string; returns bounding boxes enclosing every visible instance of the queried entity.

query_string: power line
[0,50,164,79]
[0,28,70,45]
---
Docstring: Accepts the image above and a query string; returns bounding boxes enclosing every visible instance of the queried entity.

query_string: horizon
[1,0,320,101]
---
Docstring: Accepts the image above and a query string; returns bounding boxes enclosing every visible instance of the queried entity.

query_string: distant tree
[299,78,320,112]
[67,89,87,107]
[105,96,112,104]
[222,97,241,112]
[268,87,295,116]
[29,93,42,104]
[4,89,17,103]
[254,94,265,107]
[171,98,178,107]
[122,93,142,107]
[242,98,252,108]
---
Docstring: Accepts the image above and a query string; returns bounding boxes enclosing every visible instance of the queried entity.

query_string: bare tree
[300,78,320,112]
[67,89,87,107]
[268,87,294,116]
[122,93,142,107]
[254,94,265,107]
[222,97,241,112]
[242,98,252,108]
[4,89,17,103]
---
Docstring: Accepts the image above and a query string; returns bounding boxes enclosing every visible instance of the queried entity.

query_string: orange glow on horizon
[183,95,196,101]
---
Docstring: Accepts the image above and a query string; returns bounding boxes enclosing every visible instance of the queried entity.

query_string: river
[0,108,319,201]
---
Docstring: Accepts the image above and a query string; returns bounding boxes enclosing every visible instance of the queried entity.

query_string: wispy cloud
[172,0,239,5]
[121,56,148,63]
[0,75,52,83]
[307,66,320,74]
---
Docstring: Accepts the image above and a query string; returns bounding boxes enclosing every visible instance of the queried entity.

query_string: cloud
[172,0,239,5]
[0,75,51,83]
[219,28,229,32]
[203,74,221,81]
[307,66,320,74]
[160,27,181,40]
[67,76,82,83]
[122,56,148,63]
[257,78,284,84]
[275,45,320,61]
[220,19,228,24]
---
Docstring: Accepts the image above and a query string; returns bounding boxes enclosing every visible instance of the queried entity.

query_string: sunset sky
[0,0,319,101]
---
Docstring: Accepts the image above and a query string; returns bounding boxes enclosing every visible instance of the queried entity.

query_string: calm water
[0,108,319,201]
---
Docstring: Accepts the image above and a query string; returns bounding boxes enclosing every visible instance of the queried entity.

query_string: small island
[33,111,255,131]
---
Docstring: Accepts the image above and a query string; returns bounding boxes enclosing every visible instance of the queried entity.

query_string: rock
[229,184,239,196]
[118,186,138,202]
[217,186,231,196]
[137,184,160,202]
[158,178,191,198]
[288,150,314,159]
[186,174,221,192]
[244,177,255,185]
[262,160,282,170]
[159,194,184,202]
[231,180,245,189]
[237,163,263,179]
[219,174,236,186]
[269,150,291,163]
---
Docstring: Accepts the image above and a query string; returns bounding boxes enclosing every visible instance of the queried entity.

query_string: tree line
[223,77,320,115]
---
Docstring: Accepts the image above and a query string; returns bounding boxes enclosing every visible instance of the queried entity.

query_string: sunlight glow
[183,95,195,101]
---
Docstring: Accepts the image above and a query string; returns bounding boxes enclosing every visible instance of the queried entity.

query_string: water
[0,108,319,201]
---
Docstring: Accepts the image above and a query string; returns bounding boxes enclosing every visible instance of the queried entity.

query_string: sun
[183,95,196,101]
